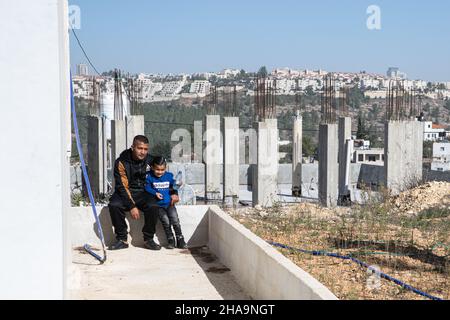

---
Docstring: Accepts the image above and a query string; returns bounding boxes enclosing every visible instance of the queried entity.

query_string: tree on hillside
[356,112,370,140]
[257,66,268,78]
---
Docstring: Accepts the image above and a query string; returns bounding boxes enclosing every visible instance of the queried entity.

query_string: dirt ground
[226,182,450,300]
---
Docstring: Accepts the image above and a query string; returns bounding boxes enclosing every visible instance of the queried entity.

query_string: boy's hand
[170,194,180,206]
[156,192,164,200]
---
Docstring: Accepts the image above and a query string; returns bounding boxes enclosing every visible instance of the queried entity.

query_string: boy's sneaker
[176,236,188,249]
[144,239,161,251]
[109,240,129,250]
[166,238,175,250]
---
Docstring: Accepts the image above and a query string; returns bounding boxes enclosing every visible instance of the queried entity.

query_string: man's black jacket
[113,149,153,210]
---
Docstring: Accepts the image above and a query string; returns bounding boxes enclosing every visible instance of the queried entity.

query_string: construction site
[68,69,449,300]
[1,0,449,303]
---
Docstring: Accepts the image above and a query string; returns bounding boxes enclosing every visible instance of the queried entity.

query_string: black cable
[69,26,102,76]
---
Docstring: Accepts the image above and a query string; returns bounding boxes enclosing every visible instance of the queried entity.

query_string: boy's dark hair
[133,135,149,145]
[152,156,167,167]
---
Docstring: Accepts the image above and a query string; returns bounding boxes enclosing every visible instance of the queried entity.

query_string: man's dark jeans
[108,191,158,242]
[156,206,183,240]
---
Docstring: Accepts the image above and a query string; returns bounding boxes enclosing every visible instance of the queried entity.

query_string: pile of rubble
[229,181,450,219]
[390,181,450,215]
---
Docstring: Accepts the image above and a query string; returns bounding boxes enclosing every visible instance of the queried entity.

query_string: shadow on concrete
[186,212,209,248]
[182,246,250,300]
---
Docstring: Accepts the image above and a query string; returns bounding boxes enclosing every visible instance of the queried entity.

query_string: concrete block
[318,123,338,207]
[252,119,279,207]
[292,115,302,196]
[384,120,423,194]
[338,117,352,202]
[125,115,145,149]
[240,127,257,165]
[204,115,222,200]
[193,120,203,163]
[87,116,107,197]
[111,119,126,165]
[223,117,240,206]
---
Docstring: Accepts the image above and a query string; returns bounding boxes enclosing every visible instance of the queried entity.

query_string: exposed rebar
[254,76,277,121]
[386,80,420,121]
[321,73,337,124]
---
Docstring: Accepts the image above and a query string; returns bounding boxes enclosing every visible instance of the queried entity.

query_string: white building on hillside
[431,143,450,172]
[423,122,446,142]
[159,80,186,97]
[190,80,211,97]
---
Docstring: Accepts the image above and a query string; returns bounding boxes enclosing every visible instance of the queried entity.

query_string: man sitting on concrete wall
[108,135,179,251]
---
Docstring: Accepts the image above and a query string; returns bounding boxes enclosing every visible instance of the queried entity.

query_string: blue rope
[70,71,107,264]
[268,241,443,301]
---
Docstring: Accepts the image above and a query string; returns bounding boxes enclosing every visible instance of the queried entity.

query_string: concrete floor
[68,246,251,300]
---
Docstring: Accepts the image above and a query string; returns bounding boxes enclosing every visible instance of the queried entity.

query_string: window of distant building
[358,155,364,162]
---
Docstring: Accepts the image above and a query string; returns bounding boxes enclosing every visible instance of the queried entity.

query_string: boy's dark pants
[156,206,183,240]
[108,191,158,242]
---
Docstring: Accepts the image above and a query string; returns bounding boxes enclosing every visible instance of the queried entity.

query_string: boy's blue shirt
[145,171,176,208]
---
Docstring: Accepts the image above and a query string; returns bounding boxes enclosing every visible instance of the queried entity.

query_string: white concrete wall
[223,117,240,205]
[292,116,302,195]
[70,206,209,248]
[385,121,424,194]
[253,119,279,207]
[0,0,71,299]
[318,124,339,207]
[205,115,222,199]
[208,206,338,300]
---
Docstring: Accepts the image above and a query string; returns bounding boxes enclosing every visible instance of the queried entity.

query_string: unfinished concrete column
[239,127,257,165]
[252,119,279,207]
[111,116,145,162]
[193,120,203,163]
[384,120,423,194]
[204,115,222,201]
[338,117,352,203]
[318,123,339,207]
[292,111,303,196]
[111,119,126,165]
[223,117,240,207]
[87,116,107,197]
[125,115,145,149]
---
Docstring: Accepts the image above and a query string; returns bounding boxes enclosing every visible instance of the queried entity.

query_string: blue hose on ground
[267,241,443,301]
[70,71,107,264]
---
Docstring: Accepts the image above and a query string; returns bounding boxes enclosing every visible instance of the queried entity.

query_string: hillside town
[72,65,450,102]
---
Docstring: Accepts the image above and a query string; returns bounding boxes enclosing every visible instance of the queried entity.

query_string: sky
[69,0,450,82]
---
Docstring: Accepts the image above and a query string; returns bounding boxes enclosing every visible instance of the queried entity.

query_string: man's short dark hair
[133,135,149,145]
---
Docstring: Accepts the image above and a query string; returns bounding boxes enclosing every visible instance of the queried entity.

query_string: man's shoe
[176,236,188,249]
[166,238,175,250]
[109,240,129,250]
[144,239,161,251]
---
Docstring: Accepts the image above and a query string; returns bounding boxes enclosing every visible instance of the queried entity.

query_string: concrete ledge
[69,205,209,248]
[207,206,338,300]
[70,204,337,300]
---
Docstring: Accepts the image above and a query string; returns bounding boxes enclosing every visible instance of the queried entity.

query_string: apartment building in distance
[431,143,450,172]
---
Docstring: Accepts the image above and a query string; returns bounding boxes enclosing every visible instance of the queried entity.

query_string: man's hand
[156,192,164,200]
[130,207,140,220]
[170,194,180,206]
